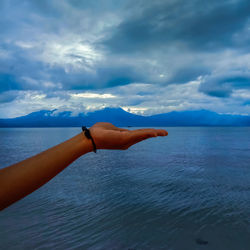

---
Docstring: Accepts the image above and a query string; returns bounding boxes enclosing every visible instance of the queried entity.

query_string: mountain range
[1,107,250,127]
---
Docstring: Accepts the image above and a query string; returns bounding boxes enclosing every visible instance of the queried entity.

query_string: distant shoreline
[1,126,250,128]
[1,108,250,127]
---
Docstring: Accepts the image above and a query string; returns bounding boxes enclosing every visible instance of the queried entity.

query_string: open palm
[90,122,168,150]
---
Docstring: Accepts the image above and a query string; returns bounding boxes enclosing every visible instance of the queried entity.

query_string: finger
[93,122,129,131]
[154,129,168,136]
[130,128,168,137]
[130,133,155,145]
[129,129,159,141]
[124,130,157,148]
[128,128,167,144]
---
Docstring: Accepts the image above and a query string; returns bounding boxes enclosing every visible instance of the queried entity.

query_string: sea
[0,127,250,250]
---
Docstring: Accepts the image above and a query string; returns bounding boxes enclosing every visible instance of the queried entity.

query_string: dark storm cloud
[0,42,143,93]
[48,64,144,90]
[0,0,250,102]
[0,74,19,92]
[105,0,250,52]
[103,0,250,89]
[0,0,144,93]
[199,71,250,98]
[0,91,19,103]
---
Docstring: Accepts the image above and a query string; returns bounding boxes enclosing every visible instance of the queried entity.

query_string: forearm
[0,132,92,210]
[0,122,167,211]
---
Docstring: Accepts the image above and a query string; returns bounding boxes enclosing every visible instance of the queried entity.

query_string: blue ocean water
[0,127,250,250]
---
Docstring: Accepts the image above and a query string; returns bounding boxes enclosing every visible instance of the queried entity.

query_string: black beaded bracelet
[81,126,97,153]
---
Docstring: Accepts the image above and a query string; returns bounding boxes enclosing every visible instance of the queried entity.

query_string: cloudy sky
[1,0,250,117]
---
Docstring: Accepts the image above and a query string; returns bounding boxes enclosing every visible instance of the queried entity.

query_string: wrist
[75,132,93,155]
[82,126,97,153]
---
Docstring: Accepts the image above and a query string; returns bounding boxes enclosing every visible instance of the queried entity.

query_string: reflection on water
[0,127,250,250]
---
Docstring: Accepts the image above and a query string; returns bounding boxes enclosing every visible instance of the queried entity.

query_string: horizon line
[1,107,250,119]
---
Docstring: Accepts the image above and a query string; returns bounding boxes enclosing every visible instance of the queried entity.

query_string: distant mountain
[0,107,250,127]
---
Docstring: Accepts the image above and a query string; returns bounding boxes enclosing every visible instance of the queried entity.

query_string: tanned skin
[0,122,168,210]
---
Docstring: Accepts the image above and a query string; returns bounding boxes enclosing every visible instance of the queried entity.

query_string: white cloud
[122,106,148,115]
[38,38,104,73]
[15,41,34,49]
[70,92,116,99]
[2,80,250,118]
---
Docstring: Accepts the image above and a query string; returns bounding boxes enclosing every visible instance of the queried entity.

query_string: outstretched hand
[90,122,168,150]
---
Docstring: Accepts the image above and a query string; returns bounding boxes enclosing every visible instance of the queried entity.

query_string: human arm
[0,122,168,210]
